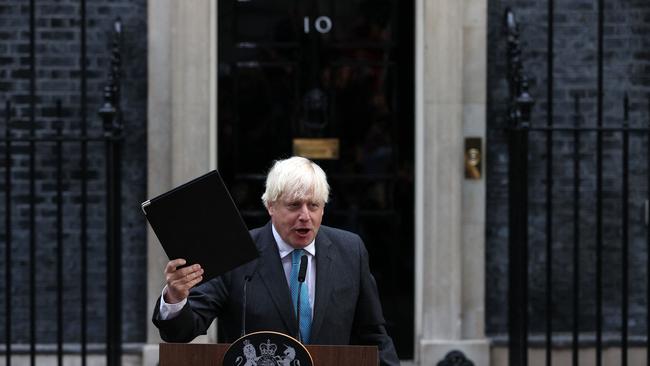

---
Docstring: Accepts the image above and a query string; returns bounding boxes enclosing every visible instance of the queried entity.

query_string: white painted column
[169,0,217,179]
[461,0,488,342]
[145,0,172,351]
[145,1,217,364]
[415,0,489,364]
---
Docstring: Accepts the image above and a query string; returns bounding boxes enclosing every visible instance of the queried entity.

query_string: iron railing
[506,6,650,366]
[1,13,124,366]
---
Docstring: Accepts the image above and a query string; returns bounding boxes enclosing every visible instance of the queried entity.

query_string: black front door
[217,0,414,358]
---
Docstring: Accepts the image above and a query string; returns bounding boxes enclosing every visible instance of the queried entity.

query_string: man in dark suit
[152,156,399,366]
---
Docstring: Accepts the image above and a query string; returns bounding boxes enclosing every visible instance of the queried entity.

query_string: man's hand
[164,259,204,304]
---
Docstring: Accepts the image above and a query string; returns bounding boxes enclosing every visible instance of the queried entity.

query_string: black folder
[142,170,259,283]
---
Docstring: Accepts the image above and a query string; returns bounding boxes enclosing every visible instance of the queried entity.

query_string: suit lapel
[310,230,333,341]
[256,223,298,335]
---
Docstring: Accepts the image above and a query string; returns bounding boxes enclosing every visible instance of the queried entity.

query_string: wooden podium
[160,343,379,366]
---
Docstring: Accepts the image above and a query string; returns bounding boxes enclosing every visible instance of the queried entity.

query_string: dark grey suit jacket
[153,222,400,366]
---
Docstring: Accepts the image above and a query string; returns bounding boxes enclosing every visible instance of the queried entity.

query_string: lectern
[159,343,379,366]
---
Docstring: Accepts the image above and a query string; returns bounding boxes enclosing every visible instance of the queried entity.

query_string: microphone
[240,260,259,337]
[298,255,308,282]
[296,254,308,342]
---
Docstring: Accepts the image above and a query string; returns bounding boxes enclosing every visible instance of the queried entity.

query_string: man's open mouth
[295,228,311,235]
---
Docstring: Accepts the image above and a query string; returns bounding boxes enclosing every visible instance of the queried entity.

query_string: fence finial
[505,8,535,128]
[99,18,122,136]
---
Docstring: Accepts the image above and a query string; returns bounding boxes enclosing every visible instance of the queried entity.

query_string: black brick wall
[0,0,146,343]
[487,0,650,336]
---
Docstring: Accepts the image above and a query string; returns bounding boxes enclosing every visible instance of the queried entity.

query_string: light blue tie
[289,249,312,343]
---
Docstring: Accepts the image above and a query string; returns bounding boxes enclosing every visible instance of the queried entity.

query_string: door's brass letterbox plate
[293,138,340,160]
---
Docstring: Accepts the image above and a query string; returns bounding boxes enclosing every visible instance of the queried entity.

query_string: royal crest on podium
[222,331,313,366]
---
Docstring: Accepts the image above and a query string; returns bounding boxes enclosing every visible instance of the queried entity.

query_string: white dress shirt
[159,223,317,320]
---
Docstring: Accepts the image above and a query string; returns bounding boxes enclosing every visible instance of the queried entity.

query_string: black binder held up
[142,170,259,283]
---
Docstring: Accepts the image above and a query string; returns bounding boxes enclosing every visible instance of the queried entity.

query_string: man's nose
[298,204,310,220]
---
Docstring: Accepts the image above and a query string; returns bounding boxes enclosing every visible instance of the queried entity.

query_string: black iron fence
[1,14,124,366]
[506,6,650,366]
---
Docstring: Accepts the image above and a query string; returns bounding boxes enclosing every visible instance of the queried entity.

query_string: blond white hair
[261,156,330,208]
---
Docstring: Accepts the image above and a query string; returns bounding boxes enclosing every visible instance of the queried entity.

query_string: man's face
[267,195,324,249]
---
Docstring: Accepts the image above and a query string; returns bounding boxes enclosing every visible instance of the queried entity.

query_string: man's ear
[267,202,275,216]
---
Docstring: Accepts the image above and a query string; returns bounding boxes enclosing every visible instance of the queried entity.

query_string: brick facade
[0,0,146,343]
[487,0,650,336]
